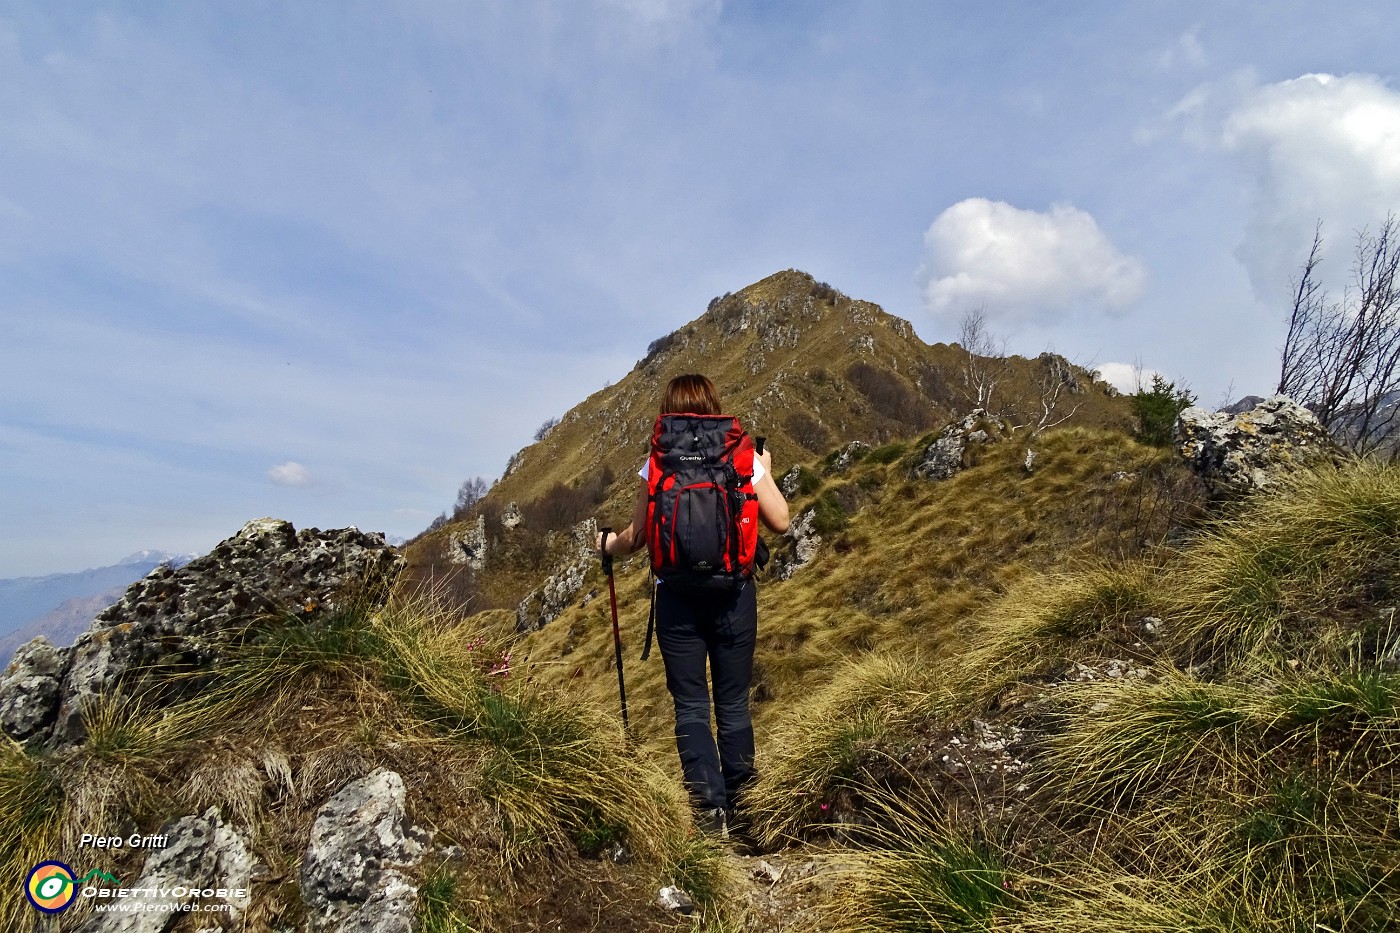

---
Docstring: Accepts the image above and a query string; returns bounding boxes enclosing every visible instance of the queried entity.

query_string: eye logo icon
[26,861,77,913]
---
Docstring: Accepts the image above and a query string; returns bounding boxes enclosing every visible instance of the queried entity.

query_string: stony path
[719,845,851,932]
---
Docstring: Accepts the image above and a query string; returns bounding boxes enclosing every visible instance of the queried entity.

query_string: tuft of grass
[1274,668,1400,726]
[952,564,1164,709]
[810,489,852,536]
[815,798,1020,933]
[867,442,907,465]
[1165,462,1400,671]
[417,863,482,933]
[659,832,736,925]
[746,653,951,845]
[1040,672,1252,817]
[0,739,65,930]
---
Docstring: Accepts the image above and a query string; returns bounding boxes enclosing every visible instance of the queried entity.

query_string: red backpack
[645,413,761,590]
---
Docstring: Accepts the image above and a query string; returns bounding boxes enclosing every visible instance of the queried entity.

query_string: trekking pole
[599,528,630,732]
[755,436,766,455]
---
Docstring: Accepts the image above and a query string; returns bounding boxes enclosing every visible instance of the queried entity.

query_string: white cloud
[918,199,1147,326]
[1172,72,1400,299]
[1095,362,1162,395]
[268,461,310,486]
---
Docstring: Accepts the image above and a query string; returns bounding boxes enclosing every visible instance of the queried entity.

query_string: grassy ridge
[752,462,1400,931]
[509,426,1203,769]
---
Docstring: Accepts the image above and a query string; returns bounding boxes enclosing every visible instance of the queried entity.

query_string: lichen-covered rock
[448,515,487,569]
[779,466,803,499]
[1174,395,1341,499]
[515,519,598,632]
[0,637,64,741]
[774,509,821,580]
[301,768,428,933]
[78,807,257,933]
[2,518,403,748]
[912,410,1009,480]
[828,441,870,474]
[500,502,523,530]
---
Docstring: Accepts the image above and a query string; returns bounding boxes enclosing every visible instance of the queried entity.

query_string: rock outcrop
[911,410,1009,480]
[1174,395,1341,499]
[774,508,822,580]
[515,519,598,632]
[0,518,403,748]
[301,769,429,933]
[447,515,487,570]
[828,441,870,474]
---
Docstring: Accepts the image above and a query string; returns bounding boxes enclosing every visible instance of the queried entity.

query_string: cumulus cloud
[1173,72,1400,298]
[267,461,310,486]
[918,199,1147,326]
[1095,362,1163,395]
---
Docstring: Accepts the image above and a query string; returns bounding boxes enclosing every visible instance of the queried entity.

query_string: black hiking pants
[655,579,757,812]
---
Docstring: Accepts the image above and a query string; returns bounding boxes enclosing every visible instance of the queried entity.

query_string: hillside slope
[497,423,1204,766]
[403,269,1132,613]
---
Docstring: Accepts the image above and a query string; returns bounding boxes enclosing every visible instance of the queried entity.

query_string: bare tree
[956,306,1010,411]
[1278,216,1400,458]
[954,308,1088,434]
[1018,351,1087,436]
[453,476,489,517]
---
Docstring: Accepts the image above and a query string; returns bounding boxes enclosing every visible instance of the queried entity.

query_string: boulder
[773,509,821,580]
[779,466,803,498]
[301,768,429,933]
[77,807,258,933]
[0,637,65,741]
[0,518,403,749]
[1174,395,1341,499]
[912,411,1009,481]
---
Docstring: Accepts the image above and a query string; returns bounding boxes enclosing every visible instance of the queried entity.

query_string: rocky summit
[0,518,402,749]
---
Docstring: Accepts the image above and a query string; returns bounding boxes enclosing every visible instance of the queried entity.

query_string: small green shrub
[867,442,907,464]
[811,492,850,536]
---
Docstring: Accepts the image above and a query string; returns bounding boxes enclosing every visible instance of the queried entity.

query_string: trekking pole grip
[599,526,614,575]
[755,436,766,455]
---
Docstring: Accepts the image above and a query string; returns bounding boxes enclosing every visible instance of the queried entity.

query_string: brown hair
[661,374,722,415]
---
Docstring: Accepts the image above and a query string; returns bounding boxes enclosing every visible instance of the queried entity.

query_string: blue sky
[2,1,1399,577]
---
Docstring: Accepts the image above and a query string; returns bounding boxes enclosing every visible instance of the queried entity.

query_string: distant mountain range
[0,551,196,661]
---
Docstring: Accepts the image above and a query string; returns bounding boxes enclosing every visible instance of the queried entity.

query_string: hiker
[596,374,790,834]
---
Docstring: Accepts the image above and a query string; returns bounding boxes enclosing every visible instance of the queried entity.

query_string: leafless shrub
[1279,216,1400,458]
[785,412,832,453]
[955,306,1013,411]
[534,416,560,442]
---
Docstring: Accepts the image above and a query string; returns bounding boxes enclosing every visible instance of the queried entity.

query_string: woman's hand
[757,447,773,475]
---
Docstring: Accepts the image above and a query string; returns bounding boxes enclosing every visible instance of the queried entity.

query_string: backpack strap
[641,575,656,661]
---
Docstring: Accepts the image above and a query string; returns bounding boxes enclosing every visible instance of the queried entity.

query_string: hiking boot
[724,807,759,851]
[694,807,727,838]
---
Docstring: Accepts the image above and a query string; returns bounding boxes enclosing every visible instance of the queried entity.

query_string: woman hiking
[596,374,790,836]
